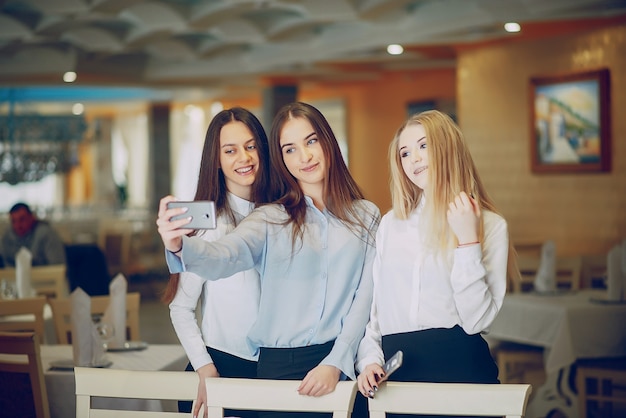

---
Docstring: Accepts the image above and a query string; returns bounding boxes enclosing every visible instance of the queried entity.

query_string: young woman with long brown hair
[162,107,274,418]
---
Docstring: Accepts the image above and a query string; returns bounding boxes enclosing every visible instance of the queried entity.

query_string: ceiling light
[72,103,84,115]
[504,22,521,33]
[63,71,77,83]
[387,44,404,55]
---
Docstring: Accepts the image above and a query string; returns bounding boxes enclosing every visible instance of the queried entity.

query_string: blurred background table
[488,289,626,418]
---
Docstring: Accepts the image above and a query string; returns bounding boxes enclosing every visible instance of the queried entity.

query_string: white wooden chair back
[74,367,199,418]
[204,377,358,418]
[515,255,582,292]
[49,292,140,344]
[74,368,358,418]
[0,264,68,299]
[31,264,69,298]
[0,296,47,343]
[368,381,532,418]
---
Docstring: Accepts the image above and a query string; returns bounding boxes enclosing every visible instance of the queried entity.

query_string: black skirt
[179,346,258,418]
[256,341,335,418]
[379,325,499,418]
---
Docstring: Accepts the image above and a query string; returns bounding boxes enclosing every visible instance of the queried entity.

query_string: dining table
[487,289,626,418]
[41,343,188,418]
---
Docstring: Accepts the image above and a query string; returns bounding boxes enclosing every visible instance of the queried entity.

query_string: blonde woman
[356,110,517,416]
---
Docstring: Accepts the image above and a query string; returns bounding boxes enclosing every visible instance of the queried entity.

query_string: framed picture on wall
[407,99,457,122]
[530,68,611,173]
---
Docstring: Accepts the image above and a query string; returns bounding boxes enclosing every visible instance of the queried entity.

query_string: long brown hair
[269,102,370,248]
[162,107,275,304]
[388,110,520,289]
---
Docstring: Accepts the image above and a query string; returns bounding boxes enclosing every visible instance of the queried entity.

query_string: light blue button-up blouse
[166,197,380,380]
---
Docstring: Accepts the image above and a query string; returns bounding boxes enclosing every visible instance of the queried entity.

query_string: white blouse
[356,203,508,373]
[169,193,259,371]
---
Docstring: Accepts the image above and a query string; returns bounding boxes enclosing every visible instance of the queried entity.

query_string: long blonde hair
[389,110,520,288]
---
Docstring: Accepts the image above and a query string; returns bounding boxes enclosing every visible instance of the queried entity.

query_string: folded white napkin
[101,273,127,348]
[534,240,557,293]
[15,247,35,298]
[607,244,623,301]
[71,287,106,366]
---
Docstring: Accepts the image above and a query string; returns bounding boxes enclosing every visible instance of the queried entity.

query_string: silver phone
[167,201,217,229]
[382,350,403,379]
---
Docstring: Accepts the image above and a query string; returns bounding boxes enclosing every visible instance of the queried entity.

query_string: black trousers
[256,341,336,418]
[379,326,500,418]
[178,346,258,418]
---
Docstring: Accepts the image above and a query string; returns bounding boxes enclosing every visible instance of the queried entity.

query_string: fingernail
[373,386,378,391]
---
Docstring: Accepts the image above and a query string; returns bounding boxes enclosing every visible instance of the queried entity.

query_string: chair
[74,368,358,418]
[49,292,141,344]
[204,377,358,418]
[0,264,68,299]
[0,331,50,418]
[576,357,626,418]
[500,255,583,384]
[74,367,199,418]
[0,297,47,343]
[368,381,531,418]
[31,264,69,299]
[515,255,583,293]
[98,219,133,277]
[581,254,608,289]
[496,344,545,384]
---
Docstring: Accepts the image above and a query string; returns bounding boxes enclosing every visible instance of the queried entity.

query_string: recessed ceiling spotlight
[63,71,77,83]
[504,22,521,33]
[72,103,84,115]
[387,44,404,55]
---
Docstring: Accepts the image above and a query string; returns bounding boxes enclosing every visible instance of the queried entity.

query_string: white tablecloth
[488,289,626,418]
[488,289,626,374]
[41,344,188,418]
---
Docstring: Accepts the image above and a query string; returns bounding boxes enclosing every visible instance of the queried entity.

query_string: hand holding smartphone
[381,350,403,381]
[167,201,217,229]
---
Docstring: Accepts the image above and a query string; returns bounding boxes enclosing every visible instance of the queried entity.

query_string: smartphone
[382,350,403,380]
[167,201,217,229]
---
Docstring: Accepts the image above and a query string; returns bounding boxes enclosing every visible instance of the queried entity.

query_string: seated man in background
[0,202,66,267]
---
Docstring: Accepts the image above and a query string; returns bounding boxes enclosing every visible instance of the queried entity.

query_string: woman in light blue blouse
[157,102,380,418]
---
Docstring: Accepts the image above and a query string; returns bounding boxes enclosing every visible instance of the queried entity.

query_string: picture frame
[407,99,457,122]
[529,68,611,173]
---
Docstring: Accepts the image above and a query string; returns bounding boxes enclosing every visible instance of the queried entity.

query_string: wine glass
[0,279,17,300]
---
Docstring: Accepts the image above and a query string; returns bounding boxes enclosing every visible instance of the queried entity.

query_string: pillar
[262,85,298,131]
[149,103,171,213]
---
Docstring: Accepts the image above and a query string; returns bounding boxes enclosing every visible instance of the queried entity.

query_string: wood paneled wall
[457,24,626,256]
